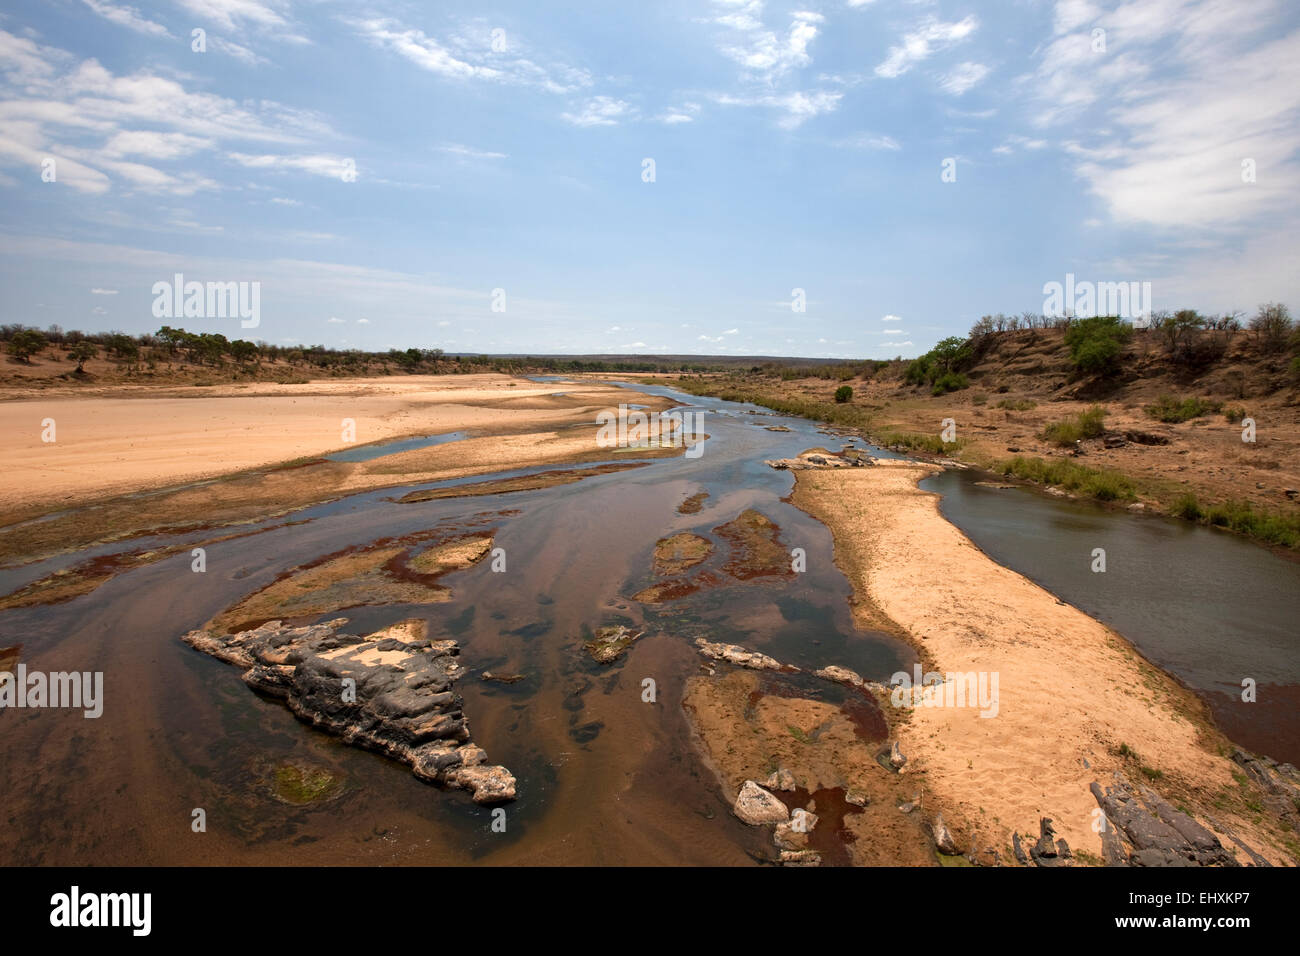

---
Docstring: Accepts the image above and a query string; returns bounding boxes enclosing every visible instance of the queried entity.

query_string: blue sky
[0,0,1297,358]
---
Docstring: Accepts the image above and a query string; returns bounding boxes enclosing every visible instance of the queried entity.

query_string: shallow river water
[0,382,1294,865]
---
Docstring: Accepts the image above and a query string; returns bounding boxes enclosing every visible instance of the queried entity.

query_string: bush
[1146,394,1220,423]
[930,372,969,395]
[7,328,46,363]
[996,398,1037,411]
[1064,315,1132,375]
[834,385,853,403]
[1167,493,1300,549]
[1042,405,1107,446]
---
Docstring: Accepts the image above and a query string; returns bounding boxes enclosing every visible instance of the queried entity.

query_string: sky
[0,0,1297,358]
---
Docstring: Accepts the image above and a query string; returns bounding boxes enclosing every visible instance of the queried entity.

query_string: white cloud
[876,16,979,79]
[228,152,356,180]
[1030,0,1300,229]
[939,62,990,95]
[881,314,902,322]
[835,133,900,150]
[713,89,841,128]
[561,96,634,127]
[350,18,591,94]
[436,143,508,160]
[90,287,118,294]
[710,5,824,82]
[327,316,344,324]
[82,0,173,38]
[173,0,287,32]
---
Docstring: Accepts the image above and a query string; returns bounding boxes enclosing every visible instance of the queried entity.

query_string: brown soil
[682,668,938,866]
[713,509,795,580]
[396,463,647,502]
[677,492,709,515]
[209,527,497,633]
[652,532,714,575]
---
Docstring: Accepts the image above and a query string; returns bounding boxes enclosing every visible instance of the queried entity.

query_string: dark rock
[182,618,515,804]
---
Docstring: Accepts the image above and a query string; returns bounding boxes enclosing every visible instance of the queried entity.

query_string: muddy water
[0,384,913,866]
[922,468,1300,766]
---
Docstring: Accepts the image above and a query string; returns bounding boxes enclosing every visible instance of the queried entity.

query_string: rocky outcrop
[765,450,872,471]
[182,617,515,805]
[1088,773,1247,867]
[1231,749,1300,826]
[931,813,960,855]
[694,638,787,672]
[1028,818,1072,867]
[734,780,790,825]
[585,625,643,664]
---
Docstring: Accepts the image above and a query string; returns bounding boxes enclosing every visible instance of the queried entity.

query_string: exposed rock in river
[182,616,516,805]
[694,637,787,671]
[734,780,790,825]
[584,625,643,664]
[1087,772,1247,867]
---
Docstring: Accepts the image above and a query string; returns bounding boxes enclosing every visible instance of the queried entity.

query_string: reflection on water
[922,468,1300,765]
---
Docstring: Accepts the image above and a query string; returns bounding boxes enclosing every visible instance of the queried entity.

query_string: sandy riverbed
[0,375,658,522]
[791,460,1292,864]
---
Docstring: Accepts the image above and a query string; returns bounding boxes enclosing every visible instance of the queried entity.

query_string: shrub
[1250,302,1293,353]
[930,371,969,395]
[1042,405,1107,446]
[1063,315,1132,375]
[834,385,853,403]
[6,328,46,363]
[996,398,1037,411]
[999,455,1135,501]
[1146,394,1220,423]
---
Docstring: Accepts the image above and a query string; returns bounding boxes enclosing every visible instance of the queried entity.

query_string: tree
[1250,302,1293,353]
[1063,315,1131,375]
[834,385,853,403]
[7,328,46,364]
[68,341,97,373]
[228,340,259,363]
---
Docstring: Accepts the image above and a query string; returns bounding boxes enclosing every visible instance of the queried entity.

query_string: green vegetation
[672,379,875,430]
[1041,405,1107,446]
[1063,315,1132,374]
[904,336,973,393]
[1170,493,1300,549]
[929,371,969,396]
[1145,394,1221,423]
[834,384,853,403]
[999,455,1136,502]
[6,328,46,363]
[996,398,1036,411]
[878,431,964,455]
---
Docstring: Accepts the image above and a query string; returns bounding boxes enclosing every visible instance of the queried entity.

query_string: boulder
[734,780,790,825]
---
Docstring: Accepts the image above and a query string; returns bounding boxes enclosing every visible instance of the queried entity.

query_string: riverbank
[0,375,686,572]
[790,460,1297,865]
[656,373,1300,555]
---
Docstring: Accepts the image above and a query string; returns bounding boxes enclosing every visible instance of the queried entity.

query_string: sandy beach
[0,375,663,522]
[791,459,1293,864]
